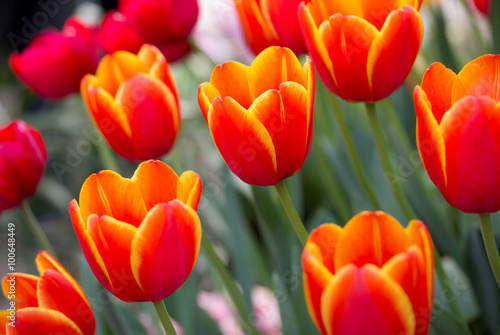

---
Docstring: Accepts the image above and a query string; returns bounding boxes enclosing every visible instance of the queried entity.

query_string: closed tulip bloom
[98,11,145,55]
[198,46,315,186]
[1,251,95,335]
[10,17,99,100]
[234,0,280,55]
[0,120,47,214]
[116,0,198,62]
[299,0,423,102]
[81,44,181,162]
[69,160,202,302]
[302,211,434,335]
[414,55,500,213]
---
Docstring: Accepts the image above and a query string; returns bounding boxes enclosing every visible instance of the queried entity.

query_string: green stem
[433,250,465,322]
[365,103,417,220]
[312,139,351,222]
[96,136,120,173]
[201,235,260,334]
[478,213,500,287]
[153,300,177,335]
[274,180,309,245]
[328,94,382,210]
[20,201,57,256]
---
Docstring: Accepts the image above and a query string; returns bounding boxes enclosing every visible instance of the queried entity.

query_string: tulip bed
[1,0,500,335]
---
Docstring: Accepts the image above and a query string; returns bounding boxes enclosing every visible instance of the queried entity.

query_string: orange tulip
[414,54,500,213]
[234,0,280,55]
[298,0,423,102]
[302,211,434,335]
[81,44,180,161]
[69,160,202,302]
[198,46,315,186]
[1,251,95,335]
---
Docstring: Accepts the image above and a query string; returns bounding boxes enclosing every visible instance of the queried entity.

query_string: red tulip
[10,17,99,100]
[414,54,500,213]
[302,211,434,335]
[473,0,489,15]
[69,160,202,302]
[198,46,315,186]
[234,0,281,55]
[98,11,145,55]
[81,44,181,162]
[299,0,423,102]
[1,251,95,335]
[0,120,47,214]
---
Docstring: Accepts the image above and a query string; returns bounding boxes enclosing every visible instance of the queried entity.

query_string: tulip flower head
[10,17,99,100]
[473,0,489,15]
[0,120,47,214]
[198,46,315,186]
[81,44,181,162]
[299,0,424,102]
[302,211,434,335]
[1,251,95,335]
[414,54,500,213]
[69,160,202,302]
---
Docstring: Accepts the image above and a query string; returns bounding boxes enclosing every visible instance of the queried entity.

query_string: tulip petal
[382,246,430,334]
[87,215,145,302]
[198,83,221,119]
[360,0,421,30]
[320,14,377,101]
[6,308,83,335]
[207,97,278,186]
[367,5,423,101]
[406,220,434,309]
[69,200,112,295]
[131,160,179,210]
[298,3,337,94]
[95,51,149,97]
[98,11,145,55]
[440,96,500,213]
[131,201,202,302]
[177,171,203,211]
[421,62,456,124]
[37,270,95,335]
[321,264,415,335]
[2,274,39,309]
[116,73,180,161]
[248,46,307,100]
[79,170,147,227]
[211,61,253,109]
[414,86,448,197]
[304,58,315,158]
[334,211,410,271]
[307,223,343,273]
[35,251,91,308]
[452,54,500,104]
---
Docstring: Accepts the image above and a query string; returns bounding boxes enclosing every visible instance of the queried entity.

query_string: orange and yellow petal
[131,201,201,302]
[177,171,203,211]
[451,54,500,104]
[414,86,448,197]
[440,96,500,213]
[2,274,39,309]
[69,200,112,294]
[320,14,377,102]
[302,243,334,334]
[306,223,343,273]
[211,61,253,109]
[248,47,307,100]
[115,74,180,161]
[421,62,456,123]
[198,83,222,119]
[207,97,278,186]
[334,211,410,271]
[37,270,95,335]
[368,6,423,101]
[87,214,144,302]
[79,170,147,227]
[131,160,179,210]
[382,246,430,334]
[321,264,415,335]
[6,308,83,335]
[35,251,91,309]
